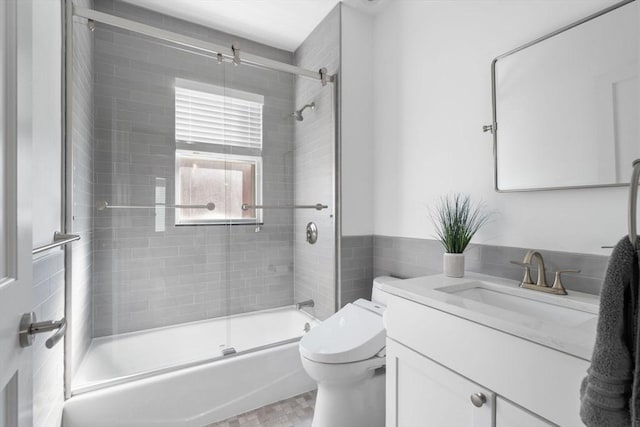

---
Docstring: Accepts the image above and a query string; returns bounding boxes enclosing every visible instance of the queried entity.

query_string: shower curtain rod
[73,6,335,84]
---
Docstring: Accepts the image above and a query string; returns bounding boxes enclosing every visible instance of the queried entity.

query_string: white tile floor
[205,390,316,427]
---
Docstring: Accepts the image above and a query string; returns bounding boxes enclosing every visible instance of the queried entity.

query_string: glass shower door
[223,63,296,354]
[224,63,337,354]
[68,1,338,396]
[70,19,236,392]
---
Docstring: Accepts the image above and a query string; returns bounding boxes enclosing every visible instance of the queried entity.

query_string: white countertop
[379,273,600,361]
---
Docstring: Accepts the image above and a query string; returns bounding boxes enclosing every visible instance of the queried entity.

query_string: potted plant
[431,194,490,278]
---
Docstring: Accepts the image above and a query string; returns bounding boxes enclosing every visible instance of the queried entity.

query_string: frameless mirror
[491,0,638,191]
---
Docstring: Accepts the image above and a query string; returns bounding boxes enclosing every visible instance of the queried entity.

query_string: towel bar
[95,200,215,211]
[241,203,328,211]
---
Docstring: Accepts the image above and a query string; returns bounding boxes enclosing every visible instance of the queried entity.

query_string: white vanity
[380,273,599,427]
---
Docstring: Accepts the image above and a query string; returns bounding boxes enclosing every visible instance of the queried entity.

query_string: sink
[378,272,601,360]
[435,281,598,331]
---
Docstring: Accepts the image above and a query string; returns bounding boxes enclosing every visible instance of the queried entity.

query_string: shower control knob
[306,222,318,244]
[470,392,487,408]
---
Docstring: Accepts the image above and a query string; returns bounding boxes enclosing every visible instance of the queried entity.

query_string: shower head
[292,102,315,121]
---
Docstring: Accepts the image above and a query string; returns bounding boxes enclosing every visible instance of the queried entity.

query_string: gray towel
[580,236,639,426]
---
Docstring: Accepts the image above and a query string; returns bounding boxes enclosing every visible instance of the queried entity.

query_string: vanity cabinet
[384,291,590,427]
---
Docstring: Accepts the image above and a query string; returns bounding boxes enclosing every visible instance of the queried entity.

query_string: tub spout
[296,300,315,310]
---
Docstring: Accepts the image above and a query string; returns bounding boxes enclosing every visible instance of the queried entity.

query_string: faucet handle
[551,269,580,295]
[510,260,533,285]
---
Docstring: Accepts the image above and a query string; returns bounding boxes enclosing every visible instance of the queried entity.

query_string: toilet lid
[299,302,385,364]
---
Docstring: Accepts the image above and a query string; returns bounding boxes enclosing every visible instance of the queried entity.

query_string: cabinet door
[496,397,554,427]
[387,339,494,427]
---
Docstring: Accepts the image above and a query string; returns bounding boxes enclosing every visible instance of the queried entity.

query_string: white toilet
[299,277,397,427]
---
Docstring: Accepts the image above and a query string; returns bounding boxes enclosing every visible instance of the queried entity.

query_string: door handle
[19,312,66,349]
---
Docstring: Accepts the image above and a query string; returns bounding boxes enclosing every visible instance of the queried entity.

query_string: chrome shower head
[292,102,315,121]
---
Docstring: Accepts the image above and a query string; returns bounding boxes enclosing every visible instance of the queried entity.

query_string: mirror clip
[482,124,494,134]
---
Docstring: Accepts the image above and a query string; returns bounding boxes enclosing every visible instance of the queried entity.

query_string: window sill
[175,221,265,227]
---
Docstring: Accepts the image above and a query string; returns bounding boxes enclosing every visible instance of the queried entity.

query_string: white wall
[372,0,627,255]
[32,0,62,248]
[341,4,374,236]
[32,1,65,426]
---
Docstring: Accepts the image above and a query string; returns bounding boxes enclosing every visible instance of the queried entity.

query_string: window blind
[175,81,263,149]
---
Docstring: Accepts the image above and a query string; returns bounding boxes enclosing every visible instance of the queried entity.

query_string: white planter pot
[443,253,465,278]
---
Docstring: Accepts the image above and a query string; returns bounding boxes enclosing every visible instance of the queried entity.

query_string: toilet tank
[371,276,401,306]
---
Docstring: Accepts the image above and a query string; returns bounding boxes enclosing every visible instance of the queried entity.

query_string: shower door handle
[19,312,66,349]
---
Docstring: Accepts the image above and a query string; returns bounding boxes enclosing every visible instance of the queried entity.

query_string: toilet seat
[299,301,385,364]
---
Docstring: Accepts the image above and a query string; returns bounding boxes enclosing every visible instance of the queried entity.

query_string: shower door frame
[62,1,342,399]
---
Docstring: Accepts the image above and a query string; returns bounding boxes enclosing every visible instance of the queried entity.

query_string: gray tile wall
[373,235,609,295]
[341,235,609,299]
[341,235,373,306]
[95,0,292,64]
[293,5,341,321]
[32,252,65,427]
[70,0,94,377]
[90,0,296,336]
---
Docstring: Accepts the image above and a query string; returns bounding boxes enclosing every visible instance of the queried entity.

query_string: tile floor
[205,390,316,427]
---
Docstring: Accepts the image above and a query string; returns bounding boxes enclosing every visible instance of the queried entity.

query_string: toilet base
[312,368,385,427]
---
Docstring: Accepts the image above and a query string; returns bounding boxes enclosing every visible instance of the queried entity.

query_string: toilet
[299,277,397,427]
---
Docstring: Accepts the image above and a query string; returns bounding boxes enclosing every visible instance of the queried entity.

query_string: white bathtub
[63,307,319,427]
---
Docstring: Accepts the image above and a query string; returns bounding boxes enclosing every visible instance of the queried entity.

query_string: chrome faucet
[296,299,315,310]
[510,250,579,296]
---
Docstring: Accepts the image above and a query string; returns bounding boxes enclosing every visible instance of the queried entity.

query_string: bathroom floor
[205,390,316,427]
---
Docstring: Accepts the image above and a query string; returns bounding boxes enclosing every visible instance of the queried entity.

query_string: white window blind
[175,79,263,148]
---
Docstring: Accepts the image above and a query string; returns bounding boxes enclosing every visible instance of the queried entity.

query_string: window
[174,79,263,225]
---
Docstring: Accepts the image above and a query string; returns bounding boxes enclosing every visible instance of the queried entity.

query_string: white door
[495,397,554,427]
[386,339,494,427]
[0,0,34,426]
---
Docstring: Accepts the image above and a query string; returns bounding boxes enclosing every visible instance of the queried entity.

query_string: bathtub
[63,306,319,427]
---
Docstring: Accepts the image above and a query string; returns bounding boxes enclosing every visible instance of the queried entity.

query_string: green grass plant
[431,194,490,254]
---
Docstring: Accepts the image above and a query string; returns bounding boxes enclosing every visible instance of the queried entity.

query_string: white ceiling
[119,0,354,52]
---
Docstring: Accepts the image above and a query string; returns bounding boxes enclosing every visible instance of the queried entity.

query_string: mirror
[491,0,638,191]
